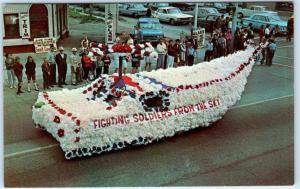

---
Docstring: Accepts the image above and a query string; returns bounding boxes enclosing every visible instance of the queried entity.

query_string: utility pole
[232,3,238,37]
[193,3,199,28]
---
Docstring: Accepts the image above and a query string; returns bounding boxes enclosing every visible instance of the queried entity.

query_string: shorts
[26,74,36,81]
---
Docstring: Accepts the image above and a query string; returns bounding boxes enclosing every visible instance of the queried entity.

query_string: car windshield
[134,4,145,9]
[269,15,282,22]
[140,22,161,29]
[207,8,219,14]
[168,8,182,14]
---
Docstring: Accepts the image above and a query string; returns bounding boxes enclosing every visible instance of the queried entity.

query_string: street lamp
[193,3,199,29]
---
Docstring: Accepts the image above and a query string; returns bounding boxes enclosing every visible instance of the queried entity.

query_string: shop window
[29,4,49,38]
[4,14,20,38]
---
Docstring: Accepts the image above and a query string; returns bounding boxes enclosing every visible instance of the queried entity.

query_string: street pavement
[3,15,294,186]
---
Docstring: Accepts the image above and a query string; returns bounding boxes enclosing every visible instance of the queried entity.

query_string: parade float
[32,43,261,159]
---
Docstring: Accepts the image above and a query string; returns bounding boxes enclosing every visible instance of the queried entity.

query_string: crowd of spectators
[4,15,293,95]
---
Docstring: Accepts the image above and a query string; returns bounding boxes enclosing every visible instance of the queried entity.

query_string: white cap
[71,48,77,52]
[59,46,64,51]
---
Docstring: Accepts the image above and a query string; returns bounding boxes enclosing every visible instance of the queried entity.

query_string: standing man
[266,39,277,66]
[287,16,294,42]
[264,24,270,39]
[156,38,167,69]
[70,48,80,85]
[55,46,68,87]
[47,45,57,86]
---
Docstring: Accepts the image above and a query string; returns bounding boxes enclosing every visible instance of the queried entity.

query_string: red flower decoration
[111,88,116,93]
[76,119,81,126]
[58,109,66,115]
[83,90,87,94]
[71,116,77,120]
[75,137,80,142]
[106,106,112,110]
[93,83,98,88]
[112,101,117,107]
[43,93,49,98]
[88,87,92,91]
[178,85,184,90]
[67,113,72,117]
[53,116,60,124]
[57,128,64,137]
[74,128,80,133]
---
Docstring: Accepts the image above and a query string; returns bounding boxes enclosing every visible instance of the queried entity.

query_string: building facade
[3,4,69,53]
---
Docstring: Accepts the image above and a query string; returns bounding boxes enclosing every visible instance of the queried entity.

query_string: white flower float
[32,45,261,159]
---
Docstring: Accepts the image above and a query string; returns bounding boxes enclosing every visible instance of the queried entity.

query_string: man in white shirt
[156,38,167,69]
[264,24,270,39]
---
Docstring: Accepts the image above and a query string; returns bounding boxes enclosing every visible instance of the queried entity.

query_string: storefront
[3,4,69,53]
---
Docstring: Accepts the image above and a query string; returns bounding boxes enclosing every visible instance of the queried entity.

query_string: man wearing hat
[55,46,68,87]
[70,48,80,85]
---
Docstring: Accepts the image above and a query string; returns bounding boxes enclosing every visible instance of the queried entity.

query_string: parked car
[145,3,169,10]
[136,17,164,43]
[276,2,293,12]
[169,3,194,11]
[237,5,278,18]
[153,7,193,25]
[242,13,287,35]
[119,4,147,17]
[183,7,221,20]
[198,2,227,13]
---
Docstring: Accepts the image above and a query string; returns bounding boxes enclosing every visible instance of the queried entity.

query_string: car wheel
[170,19,175,25]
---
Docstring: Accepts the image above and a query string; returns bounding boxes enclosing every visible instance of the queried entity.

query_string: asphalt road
[3,37,294,186]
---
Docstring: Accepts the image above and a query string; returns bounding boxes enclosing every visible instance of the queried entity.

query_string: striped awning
[2,4,30,14]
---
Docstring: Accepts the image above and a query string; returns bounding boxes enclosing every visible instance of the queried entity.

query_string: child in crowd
[13,56,24,95]
[25,56,39,92]
[266,39,277,66]
[187,42,196,66]
[204,38,214,61]
[102,52,111,74]
[95,53,104,78]
[41,58,51,90]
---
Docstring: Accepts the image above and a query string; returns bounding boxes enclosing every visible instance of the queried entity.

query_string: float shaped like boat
[32,45,260,159]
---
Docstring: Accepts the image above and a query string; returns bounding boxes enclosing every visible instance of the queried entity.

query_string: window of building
[4,14,20,38]
[29,4,49,38]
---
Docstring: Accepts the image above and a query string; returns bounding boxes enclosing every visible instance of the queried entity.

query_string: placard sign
[192,28,205,49]
[19,13,30,39]
[33,37,57,53]
[105,4,117,44]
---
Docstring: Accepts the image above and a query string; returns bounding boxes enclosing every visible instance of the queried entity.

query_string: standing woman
[41,58,51,90]
[81,50,93,81]
[25,56,39,92]
[179,39,187,66]
[5,53,17,88]
[144,42,154,72]
[13,56,24,95]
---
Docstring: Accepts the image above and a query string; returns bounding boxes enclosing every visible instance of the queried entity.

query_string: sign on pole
[19,13,30,39]
[192,28,205,49]
[105,4,117,44]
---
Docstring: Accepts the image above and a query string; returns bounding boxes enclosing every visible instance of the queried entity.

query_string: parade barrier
[32,45,260,159]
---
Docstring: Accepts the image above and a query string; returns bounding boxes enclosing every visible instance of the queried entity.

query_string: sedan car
[153,7,193,25]
[119,4,147,17]
[183,7,221,20]
[242,13,287,35]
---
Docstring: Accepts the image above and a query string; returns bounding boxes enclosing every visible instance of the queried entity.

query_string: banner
[105,4,117,44]
[33,37,57,53]
[19,13,30,39]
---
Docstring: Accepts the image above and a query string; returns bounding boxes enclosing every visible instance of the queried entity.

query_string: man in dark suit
[55,46,68,87]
